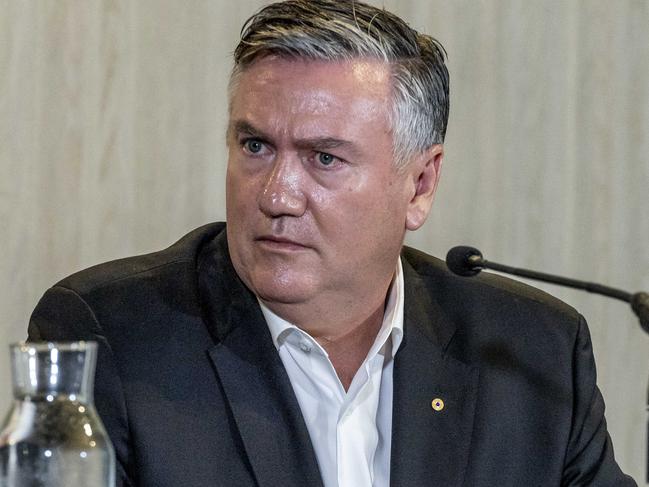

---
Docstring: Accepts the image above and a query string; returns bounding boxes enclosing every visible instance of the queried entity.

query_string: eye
[316,152,338,166]
[242,138,265,154]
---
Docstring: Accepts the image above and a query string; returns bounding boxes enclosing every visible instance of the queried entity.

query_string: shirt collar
[259,257,404,360]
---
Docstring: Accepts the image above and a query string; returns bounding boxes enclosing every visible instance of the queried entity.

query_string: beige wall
[1,0,648,481]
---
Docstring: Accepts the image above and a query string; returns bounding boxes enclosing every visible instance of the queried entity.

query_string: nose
[257,156,307,218]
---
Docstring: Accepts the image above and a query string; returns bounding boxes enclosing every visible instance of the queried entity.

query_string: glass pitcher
[0,341,115,486]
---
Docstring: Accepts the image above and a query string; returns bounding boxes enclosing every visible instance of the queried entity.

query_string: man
[29,1,635,486]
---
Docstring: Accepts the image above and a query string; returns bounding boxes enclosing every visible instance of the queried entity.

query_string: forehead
[232,56,392,95]
[228,57,393,138]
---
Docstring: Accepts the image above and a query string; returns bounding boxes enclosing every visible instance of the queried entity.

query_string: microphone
[445,245,649,335]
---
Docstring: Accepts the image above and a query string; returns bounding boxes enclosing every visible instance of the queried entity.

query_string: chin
[249,272,317,306]
[255,282,314,304]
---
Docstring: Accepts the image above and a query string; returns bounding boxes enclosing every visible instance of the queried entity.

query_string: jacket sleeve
[561,315,637,486]
[29,285,136,487]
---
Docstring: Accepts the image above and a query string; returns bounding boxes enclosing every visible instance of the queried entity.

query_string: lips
[255,235,311,251]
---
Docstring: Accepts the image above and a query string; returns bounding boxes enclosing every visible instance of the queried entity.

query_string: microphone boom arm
[478,258,632,303]
[449,246,649,335]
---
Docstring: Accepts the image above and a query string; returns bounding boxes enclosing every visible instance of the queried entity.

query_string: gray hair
[230,0,449,168]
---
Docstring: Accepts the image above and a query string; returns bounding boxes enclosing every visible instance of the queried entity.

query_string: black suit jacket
[29,222,635,486]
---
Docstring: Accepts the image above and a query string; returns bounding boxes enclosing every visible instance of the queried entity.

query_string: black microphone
[445,245,649,335]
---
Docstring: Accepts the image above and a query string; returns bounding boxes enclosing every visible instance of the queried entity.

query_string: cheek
[225,159,238,201]
[352,183,410,241]
[225,179,239,222]
[227,164,257,211]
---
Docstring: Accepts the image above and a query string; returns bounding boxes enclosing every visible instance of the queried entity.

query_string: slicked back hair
[230,0,449,169]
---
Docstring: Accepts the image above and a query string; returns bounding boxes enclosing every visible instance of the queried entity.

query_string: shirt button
[299,340,312,353]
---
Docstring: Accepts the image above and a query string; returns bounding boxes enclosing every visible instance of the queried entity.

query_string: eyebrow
[229,120,271,140]
[229,119,362,158]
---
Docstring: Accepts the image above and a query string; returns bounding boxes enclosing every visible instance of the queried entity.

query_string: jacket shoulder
[401,245,581,330]
[55,222,226,295]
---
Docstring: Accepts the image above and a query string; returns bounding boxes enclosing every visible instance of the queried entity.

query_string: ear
[405,144,444,231]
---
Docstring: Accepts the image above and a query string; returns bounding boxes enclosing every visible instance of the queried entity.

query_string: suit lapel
[198,231,324,487]
[391,259,479,487]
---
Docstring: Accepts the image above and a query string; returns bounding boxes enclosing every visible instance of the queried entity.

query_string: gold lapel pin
[431,398,444,412]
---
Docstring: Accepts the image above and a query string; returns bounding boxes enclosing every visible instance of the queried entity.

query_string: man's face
[226,57,440,311]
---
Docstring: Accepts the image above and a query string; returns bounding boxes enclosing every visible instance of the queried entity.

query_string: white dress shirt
[259,259,404,487]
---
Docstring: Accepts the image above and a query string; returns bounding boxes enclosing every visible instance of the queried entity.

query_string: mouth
[255,235,311,251]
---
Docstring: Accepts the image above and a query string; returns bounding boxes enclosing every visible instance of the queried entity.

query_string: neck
[262,280,393,391]
[313,303,385,390]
